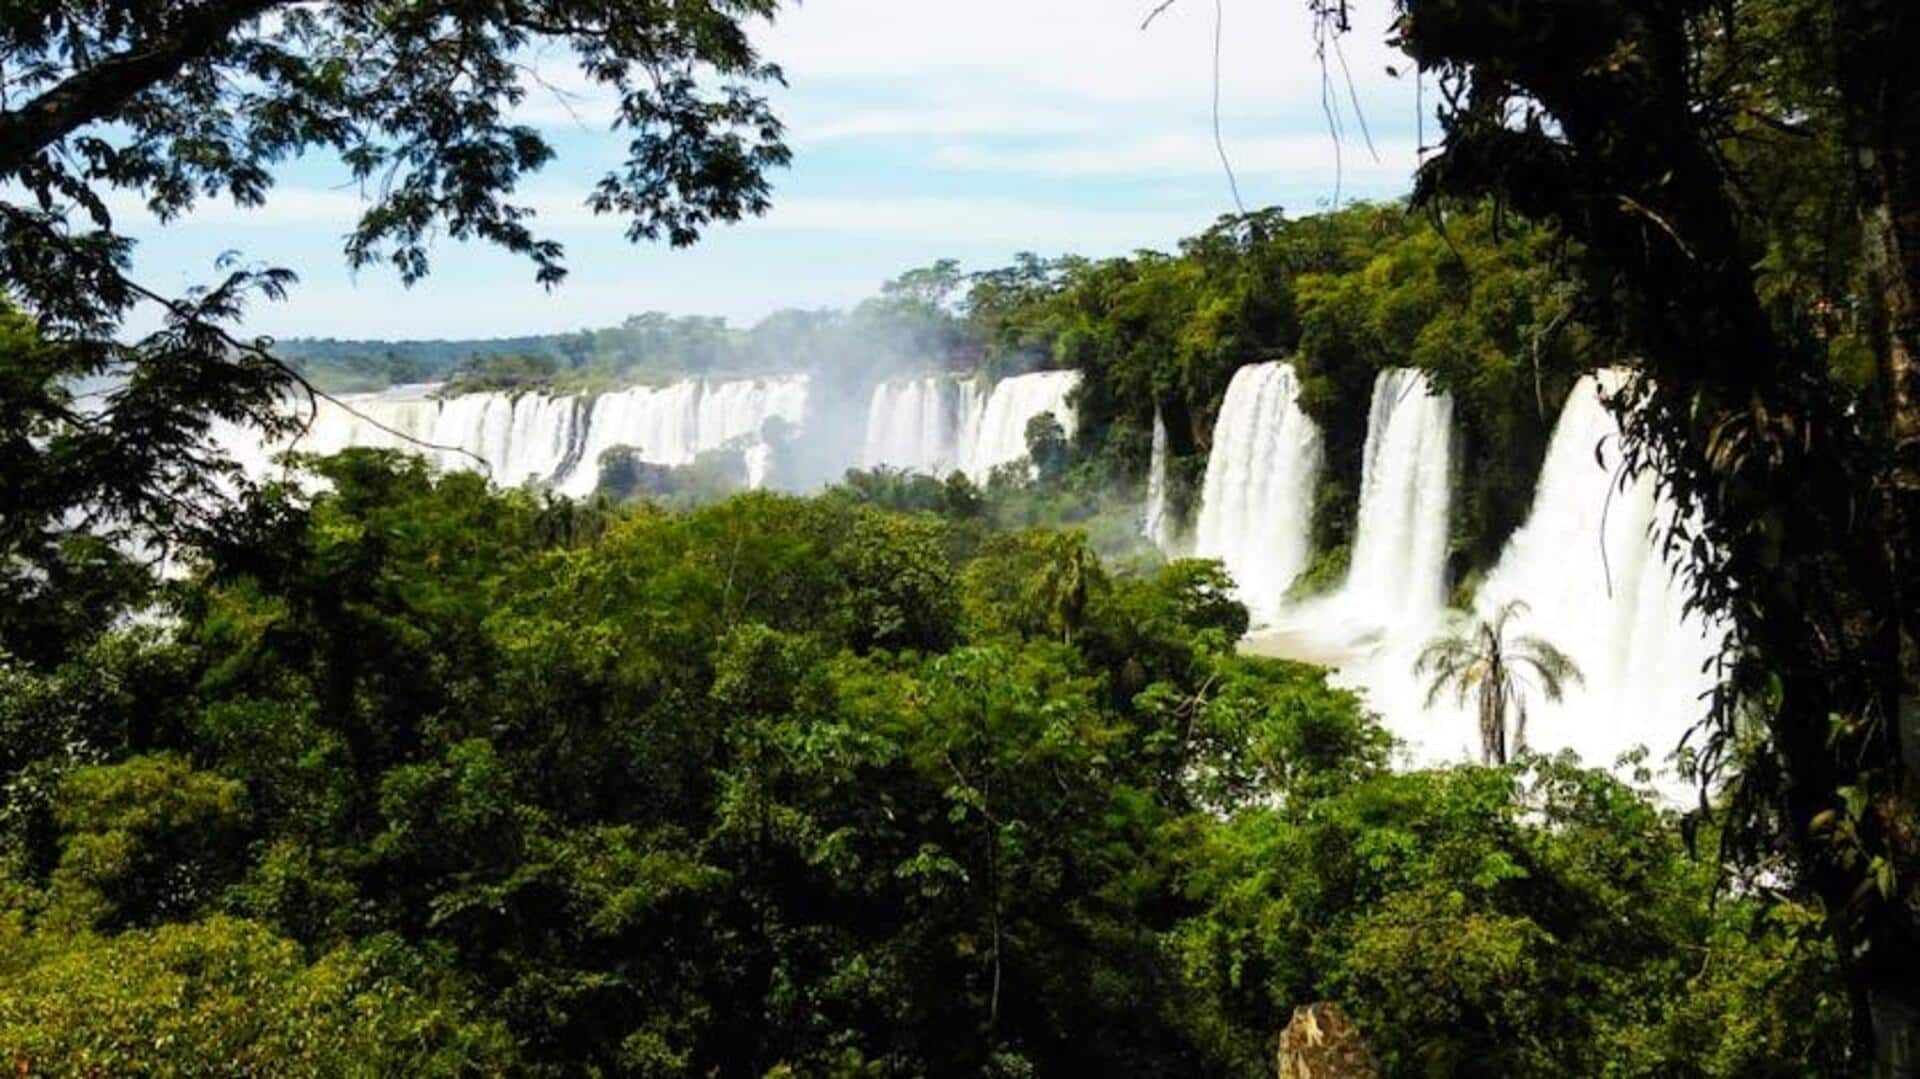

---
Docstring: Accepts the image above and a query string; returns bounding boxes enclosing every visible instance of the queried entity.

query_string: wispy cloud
[795,104,1098,144]
[750,195,1209,247]
[932,132,1419,185]
[100,0,1425,336]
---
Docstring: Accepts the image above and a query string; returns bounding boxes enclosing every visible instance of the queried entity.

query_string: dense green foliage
[3,0,1902,1063]
[0,446,1846,1074]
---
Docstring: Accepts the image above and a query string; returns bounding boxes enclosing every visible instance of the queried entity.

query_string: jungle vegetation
[2,0,1916,1072]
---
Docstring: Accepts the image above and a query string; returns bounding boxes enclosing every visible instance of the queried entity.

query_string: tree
[1024,411,1070,482]
[0,0,793,618]
[1290,0,1920,1066]
[1415,600,1583,766]
[0,916,514,1072]
[45,755,248,931]
[1023,531,1105,645]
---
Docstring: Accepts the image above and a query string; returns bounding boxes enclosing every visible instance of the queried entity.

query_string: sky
[123,0,1425,340]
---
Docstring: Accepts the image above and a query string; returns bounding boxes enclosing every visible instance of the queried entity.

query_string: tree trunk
[1394,0,1920,1068]
[1835,0,1920,791]
[1834,3,1920,1073]
[1480,666,1507,767]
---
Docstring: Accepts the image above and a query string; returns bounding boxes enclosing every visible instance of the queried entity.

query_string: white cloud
[932,131,1418,184]
[84,0,1428,336]
[102,184,607,232]
[748,195,1207,247]
[756,0,1412,111]
[795,103,1097,143]
[502,1,1420,158]
[109,185,1210,250]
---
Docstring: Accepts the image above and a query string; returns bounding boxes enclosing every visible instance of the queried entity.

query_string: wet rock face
[1276,1002,1377,1079]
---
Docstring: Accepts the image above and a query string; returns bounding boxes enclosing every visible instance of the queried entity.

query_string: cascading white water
[1142,407,1175,552]
[1462,371,1725,771]
[239,368,1081,496]
[962,370,1080,483]
[551,374,806,494]
[233,376,807,496]
[558,380,701,496]
[1341,369,1454,621]
[1193,362,1324,626]
[852,369,1066,484]
[861,374,975,476]
[955,378,986,470]
[309,389,584,485]
[696,376,810,459]
[1285,371,1725,794]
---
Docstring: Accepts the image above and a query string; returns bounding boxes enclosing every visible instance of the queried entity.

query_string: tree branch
[0,0,284,178]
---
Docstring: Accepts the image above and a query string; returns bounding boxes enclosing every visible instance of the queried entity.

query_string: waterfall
[558,380,701,495]
[696,376,810,458]
[275,386,584,485]
[235,368,1083,496]
[1193,362,1324,626]
[1142,407,1175,552]
[556,374,807,495]
[962,370,1079,483]
[1228,368,1726,794]
[231,376,808,497]
[1462,371,1726,771]
[1281,371,1724,793]
[861,374,975,476]
[1339,369,1454,622]
[956,378,987,471]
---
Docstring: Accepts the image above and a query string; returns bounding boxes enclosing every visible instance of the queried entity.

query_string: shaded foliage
[0,452,1848,1075]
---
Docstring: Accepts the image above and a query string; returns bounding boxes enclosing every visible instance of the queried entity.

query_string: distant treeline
[278,267,989,395]
[280,314,813,393]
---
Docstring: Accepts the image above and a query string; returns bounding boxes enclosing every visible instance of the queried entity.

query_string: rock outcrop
[1276,1002,1377,1079]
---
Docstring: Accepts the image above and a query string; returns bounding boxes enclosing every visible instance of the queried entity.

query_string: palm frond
[1489,599,1531,639]
[1512,634,1584,701]
[1416,631,1479,708]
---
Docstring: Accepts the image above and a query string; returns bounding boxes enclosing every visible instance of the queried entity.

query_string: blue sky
[123,0,1423,340]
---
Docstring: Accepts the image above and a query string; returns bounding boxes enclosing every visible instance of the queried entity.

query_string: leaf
[1873,856,1896,899]
[1838,785,1868,822]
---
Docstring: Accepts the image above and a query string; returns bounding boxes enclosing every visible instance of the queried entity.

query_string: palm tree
[1414,600,1584,765]
[1027,532,1101,645]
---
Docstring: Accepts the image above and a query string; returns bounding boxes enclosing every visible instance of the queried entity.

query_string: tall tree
[1309,0,1920,1068]
[0,0,792,630]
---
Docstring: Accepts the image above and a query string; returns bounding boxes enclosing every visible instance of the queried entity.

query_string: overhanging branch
[0,0,284,178]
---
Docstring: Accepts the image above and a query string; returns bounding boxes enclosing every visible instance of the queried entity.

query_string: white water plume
[859,371,1082,484]
[1193,361,1324,625]
[1260,370,1727,796]
[1342,369,1455,622]
[1142,406,1176,552]
[228,376,807,496]
[1460,371,1725,772]
[860,374,981,477]
[961,370,1081,483]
